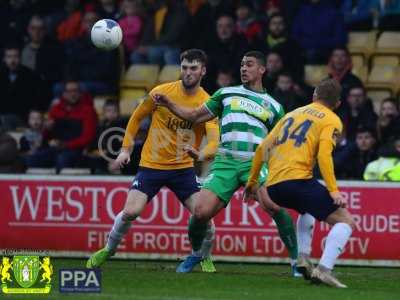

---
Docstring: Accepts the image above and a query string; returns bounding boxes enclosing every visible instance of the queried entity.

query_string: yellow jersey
[248,102,342,192]
[122,81,219,170]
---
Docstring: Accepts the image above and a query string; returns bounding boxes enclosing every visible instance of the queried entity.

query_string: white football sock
[106,211,133,253]
[297,213,315,257]
[199,220,215,258]
[319,223,352,270]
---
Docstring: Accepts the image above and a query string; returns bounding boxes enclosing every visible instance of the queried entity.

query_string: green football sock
[188,216,208,252]
[272,208,298,260]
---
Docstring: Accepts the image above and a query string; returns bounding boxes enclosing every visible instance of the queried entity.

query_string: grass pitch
[4,258,400,300]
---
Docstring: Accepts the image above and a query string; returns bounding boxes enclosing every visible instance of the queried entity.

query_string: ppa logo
[59,269,101,293]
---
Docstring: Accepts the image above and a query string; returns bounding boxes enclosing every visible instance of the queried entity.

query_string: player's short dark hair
[243,51,266,66]
[315,78,342,108]
[180,49,207,66]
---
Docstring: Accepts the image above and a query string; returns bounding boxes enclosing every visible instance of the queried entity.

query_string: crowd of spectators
[0,0,399,180]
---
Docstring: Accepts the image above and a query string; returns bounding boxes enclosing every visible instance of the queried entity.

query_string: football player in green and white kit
[154,51,300,275]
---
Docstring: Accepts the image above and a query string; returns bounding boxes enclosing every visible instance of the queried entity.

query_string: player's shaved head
[243,51,266,66]
[314,78,342,109]
[240,51,266,86]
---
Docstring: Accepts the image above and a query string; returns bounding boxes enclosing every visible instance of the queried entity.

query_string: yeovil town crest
[1,256,53,294]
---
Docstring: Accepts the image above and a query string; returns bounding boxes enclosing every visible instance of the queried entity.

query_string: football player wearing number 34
[245,78,356,288]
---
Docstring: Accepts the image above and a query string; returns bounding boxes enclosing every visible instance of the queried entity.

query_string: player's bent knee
[193,205,212,223]
[257,187,280,214]
[123,190,148,219]
[326,208,355,230]
[343,214,356,231]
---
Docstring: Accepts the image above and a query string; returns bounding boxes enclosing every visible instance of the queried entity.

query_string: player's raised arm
[153,93,213,124]
[317,122,343,204]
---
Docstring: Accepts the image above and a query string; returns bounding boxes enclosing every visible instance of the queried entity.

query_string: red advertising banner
[1,175,399,266]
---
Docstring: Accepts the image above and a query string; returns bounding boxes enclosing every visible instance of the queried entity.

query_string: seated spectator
[0,45,44,127]
[118,0,144,56]
[327,47,362,104]
[216,69,236,89]
[379,0,400,30]
[263,51,284,93]
[62,11,119,95]
[57,1,87,43]
[20,110,46,154]
[235,1,262,45]
[97,0,120,20]
[377,98,400,145]
[0,128,24,173]
[336,127,378,179]
[253,12,304,81]
[130,0,189,65]
[364,136,400,181]
[272,72,306,113]
[292,0,347,63]
[332,125,353,178]
[341,0,380,30]
[0,0,33,47]
[207,68,236,93]
[45,0,81,38]
[182,0,236,49]
[85,100,127,174]
[203,14,249,86]
[22,15,64,107]
[342,85,377,140]
[25,80,97,172]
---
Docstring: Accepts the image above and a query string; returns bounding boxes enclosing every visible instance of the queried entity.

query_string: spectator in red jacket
[25,80,97,172]
[235,1,263,45]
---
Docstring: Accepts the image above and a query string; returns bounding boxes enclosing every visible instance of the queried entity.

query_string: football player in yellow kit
[87,49,219,272]
[245,79,355,288]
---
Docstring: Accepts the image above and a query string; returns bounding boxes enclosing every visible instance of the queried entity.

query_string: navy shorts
[267,179,339,221]
[130,167,200,203]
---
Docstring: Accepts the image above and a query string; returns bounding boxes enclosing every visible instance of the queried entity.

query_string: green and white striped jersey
[204,85,284,160]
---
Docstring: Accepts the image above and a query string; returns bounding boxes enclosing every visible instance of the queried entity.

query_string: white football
[91,19,122,50]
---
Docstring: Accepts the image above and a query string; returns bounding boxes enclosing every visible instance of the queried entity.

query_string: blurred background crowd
[1,0,400,181]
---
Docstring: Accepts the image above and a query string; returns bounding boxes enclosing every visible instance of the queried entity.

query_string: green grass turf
[2,258,400,300]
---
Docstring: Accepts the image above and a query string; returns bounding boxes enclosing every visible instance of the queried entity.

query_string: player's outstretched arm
[246,138,270,188]
[318,125,346,207]
[244,137,271,202]
[153,93,214,124]
[200,120,220,160]
[317,140,346,207]
[244,119,283,202]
